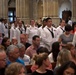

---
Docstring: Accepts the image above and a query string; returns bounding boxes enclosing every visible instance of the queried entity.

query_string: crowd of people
[0,17,76,75]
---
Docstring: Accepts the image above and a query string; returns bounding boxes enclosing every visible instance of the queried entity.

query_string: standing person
[38,18,47,47]
[68,17,72,26]
[10,21,18,41]
[5,62,26,75]
[26,19,39,44]
[72,32,76,47]
[3,19,9,37]
[15,20,26,44]
[0,47,7,75]
[56,19,66,40]
[0,18,5,38]
[58,25,73,48]
[41,17,57,52]
[32,53,54,75]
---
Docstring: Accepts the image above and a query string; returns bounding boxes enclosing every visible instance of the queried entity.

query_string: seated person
[56,61,76,75]
[17,43,30,65]
[6,45,24,65]
[31,47,52,72]
[32,53,54,75]
[5,62,26,75]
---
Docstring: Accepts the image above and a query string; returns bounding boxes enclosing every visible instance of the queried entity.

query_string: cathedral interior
[0,0,76,26]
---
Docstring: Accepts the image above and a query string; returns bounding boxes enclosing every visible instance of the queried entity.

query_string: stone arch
[58,0,71,18]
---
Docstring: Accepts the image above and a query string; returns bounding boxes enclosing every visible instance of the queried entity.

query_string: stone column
[16,0,29,23]
[43,0,58,17]
[0,0,8,18]
[29,0,33,20]
[72,0,76,21]
[32,0,38,20]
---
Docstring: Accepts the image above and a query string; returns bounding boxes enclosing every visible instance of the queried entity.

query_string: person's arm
[72,33,76,46]
[58,35,66,47]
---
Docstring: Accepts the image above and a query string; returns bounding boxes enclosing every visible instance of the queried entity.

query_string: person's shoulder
[26,45,32,50]
[48,53,53,57]
[56,26,61,29]
[17,58,24,65]
[32,71,39,75]
[52,26,56,30]
[46,69,54,75]
[26,42,31,46]
[24,54,30,59]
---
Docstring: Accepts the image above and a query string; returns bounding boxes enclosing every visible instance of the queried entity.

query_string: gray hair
[16,43,25,49]
[6,45,18,55]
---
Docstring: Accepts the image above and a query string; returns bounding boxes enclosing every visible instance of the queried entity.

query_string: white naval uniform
[0,22,5,36]
[4,23,9,37]
[56,26,65,40]
[38,26,46,47]
[41,26,57,52]
[72,32,76,46]
[15,27,26,44]
[26,25,39,44]
[10,26,17,41]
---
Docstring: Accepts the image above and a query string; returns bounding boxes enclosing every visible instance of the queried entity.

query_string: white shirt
[56,26,65,40]
[10,27,17,41]
[48,53,54,63]
[26,25,39,44]
[72,32,76,46]
[23,54,30,65]
[68,20,72,26]
[0,22,5,35]
[15,26,25,44]
[4,23,9,37]
[38,26,46,47]
[41,26,57,51]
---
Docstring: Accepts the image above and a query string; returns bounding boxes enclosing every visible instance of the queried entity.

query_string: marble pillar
[16,0,29,23]
[32,0,38,20]
[72,0,76,21]
[0,0,8,18]
[43,0,58,17]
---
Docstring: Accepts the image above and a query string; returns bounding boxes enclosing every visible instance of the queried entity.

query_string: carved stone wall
[0,0,76,25]
[16,0,30,23]
[0,0,8,18]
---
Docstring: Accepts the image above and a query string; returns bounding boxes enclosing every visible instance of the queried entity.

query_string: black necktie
[47,28,54,38]
[19,28,22,34]
[60,27,65,32]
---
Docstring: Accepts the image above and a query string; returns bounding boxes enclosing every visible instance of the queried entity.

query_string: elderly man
[6,45,24,65]
[0,46,7,75]
[17,43,30,65]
